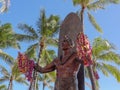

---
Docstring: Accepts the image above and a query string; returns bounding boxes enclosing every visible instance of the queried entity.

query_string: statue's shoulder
[52,57,60,66]
[72,51,78,57]
[53,57,59,63]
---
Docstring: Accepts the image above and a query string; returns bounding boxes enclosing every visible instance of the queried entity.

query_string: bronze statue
[34,36,82,90]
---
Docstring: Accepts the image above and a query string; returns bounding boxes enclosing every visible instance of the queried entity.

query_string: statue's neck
[63,49,71,57]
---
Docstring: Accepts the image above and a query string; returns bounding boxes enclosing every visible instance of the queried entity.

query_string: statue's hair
[63,35,74,47]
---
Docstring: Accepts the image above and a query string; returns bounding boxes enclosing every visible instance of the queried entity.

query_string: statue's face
[61,39,71,50]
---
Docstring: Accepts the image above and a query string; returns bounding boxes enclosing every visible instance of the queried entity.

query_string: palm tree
[73,0,120,33]
[0,85,7,90]
[91,37,120,88]
[0,0,10,13]
[16,9,60,90]
[69,0,120,90]
[40,49,56,90]
[0,61,28,90]
[0,22,20,64]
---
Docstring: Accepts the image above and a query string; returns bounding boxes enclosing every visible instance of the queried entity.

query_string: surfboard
[58,12,85,90]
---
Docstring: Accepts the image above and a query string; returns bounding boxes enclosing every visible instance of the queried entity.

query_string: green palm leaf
[37,9,47,36]
[0,65,10,76]
[17,9,60,89]
[46,38,58,47]
[25,43,39,58]
[92,37,115,56]
[87,12,103,33]
[0,23,20,49]
[87,0,120,10]
[0,84,7,90]
[15,34,37,42]
[37,9,60,37]
[0,51,14,64]
[47,15,60,37]
[18,24,38,38]
[15,77,29,86]
[102,63,120,82]
[98,51,120,65]
[0,61,28,88]
[96,63,109,77]
[0,76,9,83]
[91,37,120,89]
[0,0,10,13]
[72,0,90,6]
[87,0,105,10]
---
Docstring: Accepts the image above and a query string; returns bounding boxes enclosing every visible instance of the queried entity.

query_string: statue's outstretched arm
[34,60,56,73]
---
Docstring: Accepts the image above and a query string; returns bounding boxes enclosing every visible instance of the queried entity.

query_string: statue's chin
[62,47,69,51]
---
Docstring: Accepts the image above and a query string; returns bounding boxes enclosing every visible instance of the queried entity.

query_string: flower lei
[17,52,35,81]
[76,32,99,79]
[76,32,93,66]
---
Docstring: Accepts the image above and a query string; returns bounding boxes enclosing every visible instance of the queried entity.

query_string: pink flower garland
[76,32,93,66]
[17,52,35,81]
[76,33,99,80]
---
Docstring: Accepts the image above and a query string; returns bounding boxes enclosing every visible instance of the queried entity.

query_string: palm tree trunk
[29,80,33,90]
[77,63,85,90]
[80,6,85,32]
[7,75,13,90]
[80,6,97,90]
[87,66,97,90]
[43,82,45,90]
[33,71,37,90]
[32,40,44,90]
[77,6,85,90]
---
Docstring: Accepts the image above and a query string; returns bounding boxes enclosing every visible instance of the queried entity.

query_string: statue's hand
[34,63,42,72]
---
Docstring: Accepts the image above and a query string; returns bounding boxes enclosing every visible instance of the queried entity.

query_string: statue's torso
[54,53,81,78]
[54,53,80,90]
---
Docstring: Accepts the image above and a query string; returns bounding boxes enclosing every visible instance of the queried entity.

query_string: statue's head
[61,35,74,50]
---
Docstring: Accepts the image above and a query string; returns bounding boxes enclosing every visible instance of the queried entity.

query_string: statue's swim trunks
[54,76,78,90]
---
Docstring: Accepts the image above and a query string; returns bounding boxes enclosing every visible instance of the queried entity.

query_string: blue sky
[0,0,120,90]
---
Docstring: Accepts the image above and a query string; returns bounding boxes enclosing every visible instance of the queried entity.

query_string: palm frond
[43,80,54,89]
[87,0,120,11]
[25,43,39,58]
[102,63,120,82]
[44,50,53,64]
[98,51,120,65]
[0,76,9,83]
[18,24,38,38]
[11,61,21,77]
[87,12,103,33]
[92,37,115,56]
[0,40,20,49]
[0,0,10,13]
[72,0,89,6]
[85,67,90,78]
[0,23,20,49]
[0,23,12,31]
[99,0,120,5]
[37,9,47,36]
[37,9,60,37]
[40,49,50,66]
[0,39,20,49]
[47,49,56,58]
[46,72,56,82]
[87,0,105,10]
[46,38,58,47]
[93,37,116,49]
[96,63,109,77]
[0,65,10,76]
[0,51,14,64]
[0,84,7,90]
[14,34,37,42]
[46,15,60,37]
[15,77,29,86]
